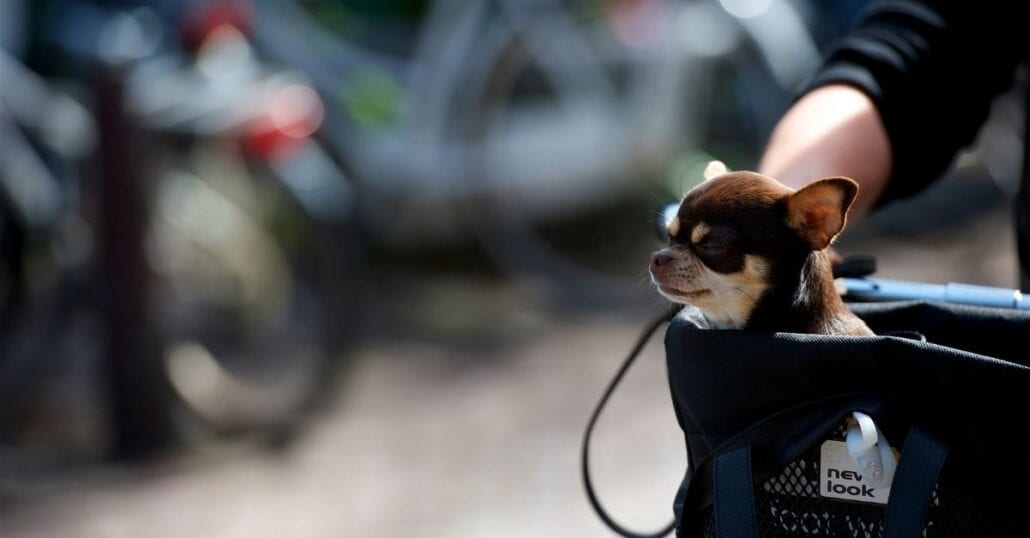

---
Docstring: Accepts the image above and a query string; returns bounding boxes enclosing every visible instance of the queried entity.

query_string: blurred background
[0,0,1023,536]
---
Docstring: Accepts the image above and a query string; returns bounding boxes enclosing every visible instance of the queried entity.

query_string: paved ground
[2,308,685,538]
[1,162,1020,537]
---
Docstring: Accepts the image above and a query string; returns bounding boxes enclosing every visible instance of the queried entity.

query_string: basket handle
[713,446,758,538]
[884,425,950,538]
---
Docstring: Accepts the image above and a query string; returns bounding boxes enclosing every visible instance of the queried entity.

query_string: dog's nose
[651,251,674,269]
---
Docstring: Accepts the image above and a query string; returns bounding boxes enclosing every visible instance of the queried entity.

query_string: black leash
[581,306,678,537]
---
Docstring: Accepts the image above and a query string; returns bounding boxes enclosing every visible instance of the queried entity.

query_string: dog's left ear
[703,160,728,181]
[785,177,859,250]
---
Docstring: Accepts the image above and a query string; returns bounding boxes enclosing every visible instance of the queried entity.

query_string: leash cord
[581,307,678,537]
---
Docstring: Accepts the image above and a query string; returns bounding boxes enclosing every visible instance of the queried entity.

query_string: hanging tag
[819,440,892,505]
[819,412,897,505]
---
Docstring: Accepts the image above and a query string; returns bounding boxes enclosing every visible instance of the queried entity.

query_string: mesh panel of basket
[697,421,999,537]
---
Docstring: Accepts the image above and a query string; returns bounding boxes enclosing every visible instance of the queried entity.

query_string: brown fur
[651,169,872,336]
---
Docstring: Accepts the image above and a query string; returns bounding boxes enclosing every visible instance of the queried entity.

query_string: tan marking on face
[666,217,680,239]
[692,255,769,328]
[654,251,770,329]
[690,222,710,245]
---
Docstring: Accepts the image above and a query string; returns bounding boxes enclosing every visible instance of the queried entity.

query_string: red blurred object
[181,0,256,51]
[605,0,666,49]
[242,84,325,159]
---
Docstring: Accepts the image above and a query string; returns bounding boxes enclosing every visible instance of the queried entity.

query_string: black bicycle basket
[664,300,1030,537]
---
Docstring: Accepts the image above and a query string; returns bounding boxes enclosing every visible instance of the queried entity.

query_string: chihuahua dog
[650,162,872,336]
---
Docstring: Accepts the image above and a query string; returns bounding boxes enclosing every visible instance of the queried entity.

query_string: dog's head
[650,162,858,328]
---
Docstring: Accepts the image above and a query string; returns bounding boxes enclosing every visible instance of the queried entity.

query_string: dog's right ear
[785,177,859,250]
[703,160,728,181]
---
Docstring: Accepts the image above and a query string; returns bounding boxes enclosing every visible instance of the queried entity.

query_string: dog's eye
[697,237,725,254]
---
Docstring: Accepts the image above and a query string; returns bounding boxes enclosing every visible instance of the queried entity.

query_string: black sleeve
[801,0,1022,206]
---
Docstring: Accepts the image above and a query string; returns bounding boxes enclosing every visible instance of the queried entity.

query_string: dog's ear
[703,160,728,181]
[785,177,859,250]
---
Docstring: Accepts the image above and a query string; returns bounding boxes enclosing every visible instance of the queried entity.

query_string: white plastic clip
[845,412,897,490]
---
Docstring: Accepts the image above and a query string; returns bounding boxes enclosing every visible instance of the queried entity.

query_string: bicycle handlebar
[838,277,1029,310]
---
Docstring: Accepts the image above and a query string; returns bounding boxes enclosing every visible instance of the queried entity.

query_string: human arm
[759,84,891,218]
[760,0,1021,215]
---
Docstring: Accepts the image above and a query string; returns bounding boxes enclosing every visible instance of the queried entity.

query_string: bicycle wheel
[146,140,360,439]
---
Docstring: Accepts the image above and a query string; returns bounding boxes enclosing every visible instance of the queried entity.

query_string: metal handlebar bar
[838,277,1029,310]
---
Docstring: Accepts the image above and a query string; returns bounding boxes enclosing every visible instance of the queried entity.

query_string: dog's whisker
[648,191,668,205]
[734,287,756,302]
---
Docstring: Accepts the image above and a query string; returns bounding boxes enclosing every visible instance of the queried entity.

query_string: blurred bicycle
[0,0,874,460]
[253,0,843,306]
[0,0,365,458]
